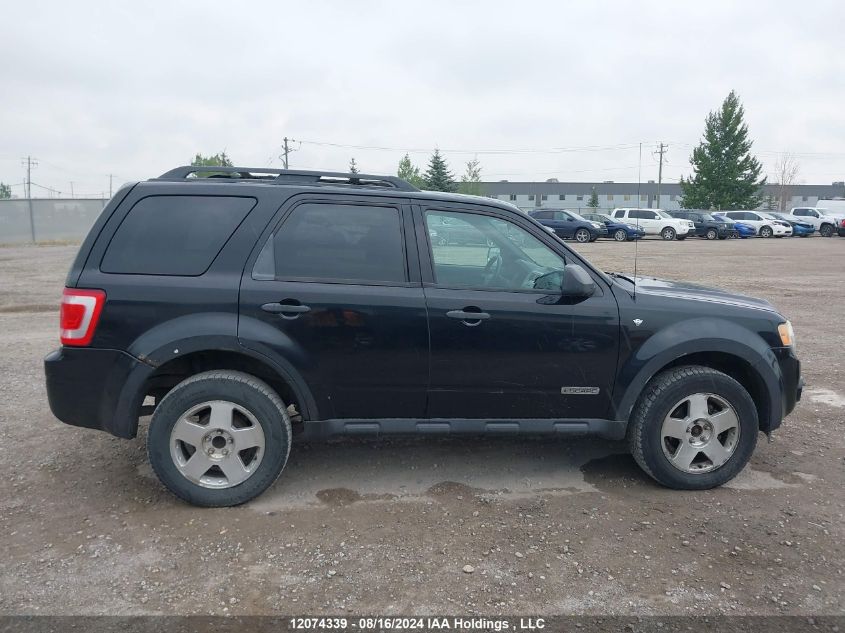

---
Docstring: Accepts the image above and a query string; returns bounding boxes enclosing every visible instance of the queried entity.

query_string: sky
[1,0,844,198]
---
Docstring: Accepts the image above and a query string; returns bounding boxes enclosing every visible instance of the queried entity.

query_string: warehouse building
[480,180,845,213]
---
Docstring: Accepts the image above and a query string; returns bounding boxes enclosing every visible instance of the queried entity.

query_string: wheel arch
[612,325,784,433]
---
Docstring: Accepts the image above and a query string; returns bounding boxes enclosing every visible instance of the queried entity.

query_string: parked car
[839,219,845,238]
[529,209,607,243]
[669,210,734,240]
[767,212,815,237]
[611,208,694,240]
[582,212,646,242]
[731,221,758,239]
[784,207,840,237]
[720,211,792,238]
[45,165,802,506]
[428,214,487,246]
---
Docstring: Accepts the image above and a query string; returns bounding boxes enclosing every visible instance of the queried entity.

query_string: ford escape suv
[45,166,802,506]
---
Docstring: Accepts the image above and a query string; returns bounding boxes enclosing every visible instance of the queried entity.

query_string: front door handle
[446,309,491,326]
[261,301,311,319]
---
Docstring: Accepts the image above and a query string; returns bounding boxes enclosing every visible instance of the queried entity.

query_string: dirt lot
[0,237,843,617]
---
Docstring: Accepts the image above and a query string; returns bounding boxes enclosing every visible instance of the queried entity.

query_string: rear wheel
[627,366,758,490]
[759,225,773,238]
[706,228,718,240]
[614,229,628,242]
[574,228,591,243]
[148,370,292,507]
[661,227,676,241]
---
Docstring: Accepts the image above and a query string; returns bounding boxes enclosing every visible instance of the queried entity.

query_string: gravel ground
[0,237,843,616]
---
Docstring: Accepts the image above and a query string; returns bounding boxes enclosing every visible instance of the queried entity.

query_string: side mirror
[560,264,596,298]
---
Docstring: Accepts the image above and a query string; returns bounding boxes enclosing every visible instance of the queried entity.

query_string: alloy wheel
[660,393,740,474]
[169,400,265,489]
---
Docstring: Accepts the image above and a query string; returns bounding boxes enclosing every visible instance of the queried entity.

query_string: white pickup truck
[784,207,842,237]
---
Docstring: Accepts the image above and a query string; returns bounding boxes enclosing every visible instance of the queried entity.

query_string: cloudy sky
[2,0,843,197]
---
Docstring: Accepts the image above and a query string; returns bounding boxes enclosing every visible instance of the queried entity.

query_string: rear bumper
[44,347,149,439]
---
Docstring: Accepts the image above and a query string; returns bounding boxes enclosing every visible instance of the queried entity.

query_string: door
[630,209,659,234]
[416,205,619,420]
[239,197,429,419]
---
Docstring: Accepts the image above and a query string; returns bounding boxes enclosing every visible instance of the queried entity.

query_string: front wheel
[148,370,292,507]
[661,227,676,241]
[574,228,591,243]
[759,225,773,238]
[627,366,758,490]
[706,228,718,240]
[614,229,628,242]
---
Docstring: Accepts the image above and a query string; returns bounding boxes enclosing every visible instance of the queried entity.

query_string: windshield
[656,210,673,219]
[700,213,718,221]
[566,211,589,222]
[593,214,612,223]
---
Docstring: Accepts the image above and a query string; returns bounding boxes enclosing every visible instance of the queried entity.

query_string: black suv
[670,210,734,240]
[45,166,802,506]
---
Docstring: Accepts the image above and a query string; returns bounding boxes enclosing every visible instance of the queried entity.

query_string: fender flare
[611,318,784,428]
[112,313,318,438]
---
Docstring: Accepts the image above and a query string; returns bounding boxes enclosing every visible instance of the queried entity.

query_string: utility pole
[21,156,37,199]
[654,143,668,209]
[280,137,298,169]
[109,174,113,198]
[70,181,75,198]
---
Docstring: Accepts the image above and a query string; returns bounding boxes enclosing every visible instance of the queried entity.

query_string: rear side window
[256,203,406,284]
[101,195,256,275]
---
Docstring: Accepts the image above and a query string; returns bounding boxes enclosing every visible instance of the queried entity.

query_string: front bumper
[771,346,802,430]
[44,347,149,439]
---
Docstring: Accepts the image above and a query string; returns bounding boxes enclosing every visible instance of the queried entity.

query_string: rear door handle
[446,309,491,326]
[261,301,311,319]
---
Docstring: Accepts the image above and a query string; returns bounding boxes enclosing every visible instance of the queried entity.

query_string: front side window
[425,210,565,292]
[102,195,256,276]
[256,203,406,284]
[614,210,625,218]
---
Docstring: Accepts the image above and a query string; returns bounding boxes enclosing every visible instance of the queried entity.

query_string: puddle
[804,387,845,408]
[249,437,607,511]
[724,468,797,490]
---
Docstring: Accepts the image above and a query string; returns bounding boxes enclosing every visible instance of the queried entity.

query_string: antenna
[633,142,641,300]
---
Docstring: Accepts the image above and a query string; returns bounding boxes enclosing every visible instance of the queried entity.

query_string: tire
[575,228,591,243]
[613,229,627,242]
[148,370,292,507]
[627,366,758,490]
[661,227,676,241]
[706,228,718,240]
[819,224,834,237]
[759,225,773,238]
[718,235,727,240]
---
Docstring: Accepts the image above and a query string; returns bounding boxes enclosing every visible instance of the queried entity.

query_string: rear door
[415,202,619,420]
[238,195,429,420]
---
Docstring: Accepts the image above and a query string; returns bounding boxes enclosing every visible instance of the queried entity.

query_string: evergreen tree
[422,149,456,192]
[348,158,359,174]
[0,182,11,199]
[190,151,233,178]
[458,158,483,196]
[680,91,765,210]
[587,186,600,209]
[397,153,425,188]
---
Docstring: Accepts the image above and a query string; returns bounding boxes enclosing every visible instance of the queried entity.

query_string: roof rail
[156,166,418,191]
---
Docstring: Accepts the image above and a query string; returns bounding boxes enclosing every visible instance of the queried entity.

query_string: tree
[458,158,482,196]
[190,151,234,178]
[0,182,11,199]
[190,151,233,167]
[587,186,600,209]
[397,153,425,188]
[422,149,456,193]
[680,91,765,210]
[348,158,359,174]
[773,153,800,211]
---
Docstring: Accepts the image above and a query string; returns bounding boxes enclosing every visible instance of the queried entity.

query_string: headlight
[778,321,795,349]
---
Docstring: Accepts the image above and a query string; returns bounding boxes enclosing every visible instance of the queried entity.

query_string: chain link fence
[0,198,107,244]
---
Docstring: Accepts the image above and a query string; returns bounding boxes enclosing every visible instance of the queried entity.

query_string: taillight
[60,288,106,346]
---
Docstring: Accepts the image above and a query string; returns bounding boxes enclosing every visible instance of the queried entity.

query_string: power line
[296,139,644,156]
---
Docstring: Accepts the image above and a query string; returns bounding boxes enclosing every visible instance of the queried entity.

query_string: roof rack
[156,166,418,192]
